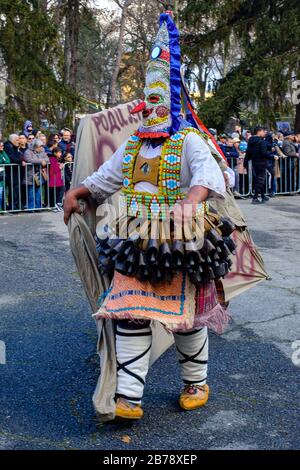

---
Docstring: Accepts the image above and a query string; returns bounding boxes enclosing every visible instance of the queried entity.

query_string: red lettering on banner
[115,108,128,128]
[108,110,121,134]
[100,115,109,131]
[226,230,256,279]
[96,136,117,168]
[92,115,103,137]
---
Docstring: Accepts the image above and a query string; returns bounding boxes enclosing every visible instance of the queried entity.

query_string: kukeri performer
[64,10,237,421]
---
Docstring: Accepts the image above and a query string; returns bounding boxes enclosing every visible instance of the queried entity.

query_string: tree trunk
[109,0,133,107]
[63,0,80,126]
[64,0,80,92]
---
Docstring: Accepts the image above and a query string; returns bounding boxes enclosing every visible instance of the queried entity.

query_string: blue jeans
[27,185,41,209]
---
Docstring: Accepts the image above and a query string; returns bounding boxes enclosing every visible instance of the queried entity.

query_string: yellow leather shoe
[179,384,210,411]
[115,398,144,420]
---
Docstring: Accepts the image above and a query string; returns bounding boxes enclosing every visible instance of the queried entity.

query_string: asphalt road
[0,196,300,450]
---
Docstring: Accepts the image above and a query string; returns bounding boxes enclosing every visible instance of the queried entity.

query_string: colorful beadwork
[121,127,208,220]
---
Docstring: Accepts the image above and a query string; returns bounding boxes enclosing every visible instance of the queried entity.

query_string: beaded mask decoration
[130,8,228,162]
[131,12,181,139]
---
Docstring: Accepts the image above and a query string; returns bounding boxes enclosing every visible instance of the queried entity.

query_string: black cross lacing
[176,336,208,365]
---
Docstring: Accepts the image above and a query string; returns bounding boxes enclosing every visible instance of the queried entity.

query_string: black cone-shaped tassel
[137,251,149,282]
[206,228,223,247]
[151,266,163,284]
[201,238,215,257]
[185,249,201,271]
[172,240,185,269]
[159,242,173,268]
[146,238,159,265]
[219,217,236,237]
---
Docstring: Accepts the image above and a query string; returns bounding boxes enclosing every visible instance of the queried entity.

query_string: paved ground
[0,196,300,450]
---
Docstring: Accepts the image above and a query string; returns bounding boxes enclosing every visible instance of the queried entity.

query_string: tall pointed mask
[131,12,182,139]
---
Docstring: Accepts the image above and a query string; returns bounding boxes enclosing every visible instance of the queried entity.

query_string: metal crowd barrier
[1,157,299,214]
[227,156,300,197]
[0,162,73,213]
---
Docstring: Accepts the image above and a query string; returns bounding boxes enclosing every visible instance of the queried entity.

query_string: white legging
[115,321,208,404]
[174,327,208,386]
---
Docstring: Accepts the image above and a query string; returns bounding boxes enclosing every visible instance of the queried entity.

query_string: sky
[94,0,117,10]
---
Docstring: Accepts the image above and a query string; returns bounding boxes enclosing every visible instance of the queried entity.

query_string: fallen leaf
[121,435,131,444]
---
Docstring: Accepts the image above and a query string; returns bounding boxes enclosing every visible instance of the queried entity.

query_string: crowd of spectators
[0,121,75,213]
[1,120,300,213]
[211,125,300,203]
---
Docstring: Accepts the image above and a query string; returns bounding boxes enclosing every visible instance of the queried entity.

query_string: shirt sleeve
[184,132,226,199]
[82,140,127,203]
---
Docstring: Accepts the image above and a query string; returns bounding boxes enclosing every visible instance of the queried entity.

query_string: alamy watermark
[0,340,6,365]
[291,340,300,367]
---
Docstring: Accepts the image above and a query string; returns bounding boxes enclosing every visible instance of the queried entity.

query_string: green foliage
[181,0,300,130]
[0,0,78,132]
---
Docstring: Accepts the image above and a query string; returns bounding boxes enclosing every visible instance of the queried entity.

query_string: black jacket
[3,141,22,184]
[244,136,273,169]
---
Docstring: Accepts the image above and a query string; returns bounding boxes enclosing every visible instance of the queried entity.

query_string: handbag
[41,168,48,182]
[34,172,41,187]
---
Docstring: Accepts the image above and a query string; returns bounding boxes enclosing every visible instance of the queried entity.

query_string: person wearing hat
[23,138,49,209]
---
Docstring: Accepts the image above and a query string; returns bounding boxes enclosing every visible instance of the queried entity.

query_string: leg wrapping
[115,320,152,404]
[174,327,208,385]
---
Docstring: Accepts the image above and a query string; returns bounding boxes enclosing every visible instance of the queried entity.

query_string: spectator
[244,126,273,204]
[49,147,65,211]
[27,134,35,146]
[221,137,240,161]
[218,134,227,148]
[282,134,299,192]
[63,152,73,192]
[4,134,22,210]
[18,133,28,156]
[45,134,59,156]
[282,133,298,158]
[265,133,278,197]
[0,140,10,212]
[39,134,47,147]
[231,137,245,197]
[23,120,33,138]
[23,139,49,210]
[243,130,252,142]
[208,128,217,137]
[54,134,60,144]
[275,132,284,148]
[58,129,75,157]
[18,134,28,208]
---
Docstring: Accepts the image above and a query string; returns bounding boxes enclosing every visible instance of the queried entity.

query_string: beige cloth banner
[210,190,268,301]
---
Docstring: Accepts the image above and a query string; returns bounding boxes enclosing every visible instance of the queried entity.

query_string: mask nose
[130,101,146,114]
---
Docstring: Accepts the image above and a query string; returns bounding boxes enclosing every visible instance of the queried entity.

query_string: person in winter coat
[0,140,11,211]
[4,134,22,210]
[282,134,298,158]
[265,133,278,197]
[63,152,73,192]
[58,129,75,157]
[23,120,33,138]
[282,134,299,192]
[244,126,273,204]
[49,147,65,211]
[23,139,49,209]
